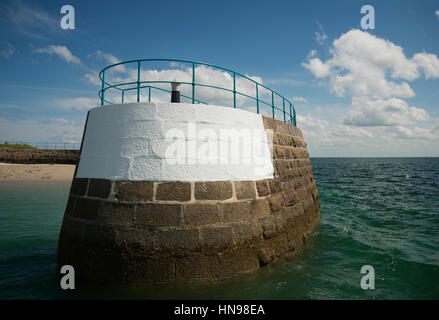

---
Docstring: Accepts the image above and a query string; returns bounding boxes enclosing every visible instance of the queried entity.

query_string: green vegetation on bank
[0,143,35,149]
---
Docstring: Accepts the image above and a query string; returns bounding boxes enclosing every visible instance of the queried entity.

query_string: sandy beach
[0,163,75,181]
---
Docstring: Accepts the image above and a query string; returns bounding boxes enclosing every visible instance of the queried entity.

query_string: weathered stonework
[58,113,320,283]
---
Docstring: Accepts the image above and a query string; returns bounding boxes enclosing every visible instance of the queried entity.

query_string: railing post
[137,61,141,102]
[290,103,293,125]
[121,90,124,103]
[271,91,275,119]
[282,98,286,123]
[233,72,236,108]
[293,107,296,126]
[148,86,151,102]
[256,83,259,114]
[192,63,195,104]
[101,70,105,106]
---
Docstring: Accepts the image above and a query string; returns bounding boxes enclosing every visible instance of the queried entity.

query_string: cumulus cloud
[35,45,81,64]
[298,29,439,156]
[302,29,439,128]
[302,57,330,78]
[412,52,439,79]
[302,30,435,98]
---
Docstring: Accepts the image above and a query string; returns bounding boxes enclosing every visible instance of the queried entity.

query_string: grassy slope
[0,143,35,150]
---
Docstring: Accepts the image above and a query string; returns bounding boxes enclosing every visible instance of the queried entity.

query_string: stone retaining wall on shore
[0,148,79,164]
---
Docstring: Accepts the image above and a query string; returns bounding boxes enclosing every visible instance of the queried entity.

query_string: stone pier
[58,102,320,283]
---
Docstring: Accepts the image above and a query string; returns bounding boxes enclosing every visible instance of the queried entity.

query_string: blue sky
[0,0,438,156]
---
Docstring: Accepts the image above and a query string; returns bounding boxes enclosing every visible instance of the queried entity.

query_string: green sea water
[0,158,438,300]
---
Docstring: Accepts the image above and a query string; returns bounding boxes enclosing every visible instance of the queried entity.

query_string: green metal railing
[98,59,296,126]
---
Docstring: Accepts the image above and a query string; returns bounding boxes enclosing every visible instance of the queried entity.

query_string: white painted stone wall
[76,102,274,181]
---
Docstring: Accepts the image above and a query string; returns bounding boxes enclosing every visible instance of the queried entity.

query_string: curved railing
[98,59,296,126]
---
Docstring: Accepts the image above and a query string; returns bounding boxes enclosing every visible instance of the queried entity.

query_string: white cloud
[83,72,101,86]
[301,57,330,78]
[302,30,430,99]
[296,112,439,157]
[0,116,83,143]
[331,30,420,82]
[314,22,327,45]
[0,41,15,58]
[412,52,439,79]
[100,63,265,107]
[83,51,126,86]
[36,45,81,64]
[82,50,279,112]
[53,97,98,112]
[307,50,317,59]
[90,50,126,72]
[82,53,267,109]
[390,126,436,140]
[94,50,120,65]
[297,114,328,130]
[299,29,439,156]
[343,98,429,126]
[296,113,379,156]
[264,78,307,87]
[302,29,438,128]
[292,96,308,103]
[436,10,439,19]
[1,0,58,39]
[43,118,78,126]
[332,125,374,139]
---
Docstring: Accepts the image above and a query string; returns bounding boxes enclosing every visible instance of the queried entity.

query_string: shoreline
[0,163,75,181]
